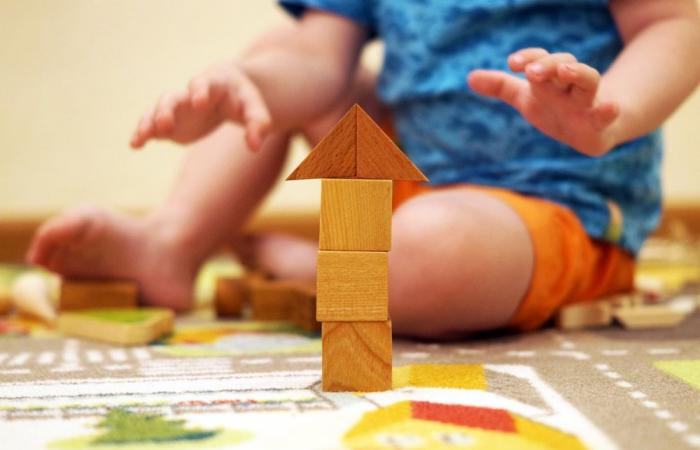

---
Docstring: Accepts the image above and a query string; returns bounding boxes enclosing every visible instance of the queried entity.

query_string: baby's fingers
[154,90,188,136]
[558,62,600,107]
[232,77,272,151]
[508,48,549,72]
[130,106,158,149]
[525,52,577,84]
[591,101,619,130]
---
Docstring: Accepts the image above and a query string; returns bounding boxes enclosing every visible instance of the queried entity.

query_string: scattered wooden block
[0,283,12,315]
[613,305,688,329]
[317,251,388,321]
[290,283,320,332]
[250,280,300,321]
[60,280,138,311]
[58,308,174,346]
[556,301,612,330]
[322,321,392,392]
[320,179,392,251]
[214,277,248,318]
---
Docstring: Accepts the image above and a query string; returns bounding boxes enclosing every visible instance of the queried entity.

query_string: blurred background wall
[1,0,699,221]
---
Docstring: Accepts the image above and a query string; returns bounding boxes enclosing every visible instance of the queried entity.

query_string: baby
[27,0,700,337]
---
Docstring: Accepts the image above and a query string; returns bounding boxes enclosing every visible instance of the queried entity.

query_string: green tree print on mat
[92,409,217,444]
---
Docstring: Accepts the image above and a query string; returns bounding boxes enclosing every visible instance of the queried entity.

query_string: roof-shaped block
[286,104,428,182]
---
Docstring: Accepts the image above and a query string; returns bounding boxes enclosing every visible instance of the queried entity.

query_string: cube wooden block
[556,301,612,330]
[614,305,688,329]
[214,277,248,318]
[320,179,392,251]
[60,280,138,311]
[251,280,300,321]
[317,251,388,321]
[322,321,392,392]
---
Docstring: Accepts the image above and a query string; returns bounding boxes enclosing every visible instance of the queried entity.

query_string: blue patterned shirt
[281,0,662,254]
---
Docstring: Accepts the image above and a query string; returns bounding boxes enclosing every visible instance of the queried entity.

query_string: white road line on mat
[37,352,55,365]
[240,358,272,365]
[648,348,680,355]
[0,369,30,375]
[86,350,103,363]
[131,348,151,360]
[601,349,628,356]
[0,353,7,365]
[593,359,698,445]
[506,351,535,358]
[285,356,322,364]
[105,364,132,371]
[8,352,31,366]
[108,349,128,362]
[551,350,590,360]
[400,352,429,360]
[454,348,484,355]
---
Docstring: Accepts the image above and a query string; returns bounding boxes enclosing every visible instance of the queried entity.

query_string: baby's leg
[389,188,533,338]
[27,125,292,310]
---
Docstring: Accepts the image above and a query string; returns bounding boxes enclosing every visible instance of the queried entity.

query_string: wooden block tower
[287,104,427,392]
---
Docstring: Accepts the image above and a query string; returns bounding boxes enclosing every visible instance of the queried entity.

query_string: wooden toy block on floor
[214,277,248,318]
[316,251,388,321]
[251,280,301,321]
[322,321,392,392]
[613,305,688,329]
[556,301,612,330]
[290,283,320,332]
[58,308,173,346]
[320,179,392,251]
[60,280,138,311]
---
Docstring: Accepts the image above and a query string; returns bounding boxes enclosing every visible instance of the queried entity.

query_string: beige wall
[1,1,699,220]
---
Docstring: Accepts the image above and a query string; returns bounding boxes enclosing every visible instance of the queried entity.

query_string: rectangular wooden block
[320,179,392,251]
[322,321,392,392]
[58,308,174,346]
[60,280,138,311]
[614,305,688,329]
[317,251,388,321]
[214,277,248,318]
[556,301,612,330]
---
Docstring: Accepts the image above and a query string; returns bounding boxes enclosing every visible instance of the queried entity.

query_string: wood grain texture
[286,106,356,180]
[355,106,428,182]
[556,301,612,330]
[214,277,248,318]
[317,251,388,321]
[60,280,138,311]
[58,308,173,346]
[320,179,392,251]
[614,305,688,329]
[322,320,392,392]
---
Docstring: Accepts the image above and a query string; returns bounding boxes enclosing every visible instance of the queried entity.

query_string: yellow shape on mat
[393,364,487,390]
[655,360,700,392]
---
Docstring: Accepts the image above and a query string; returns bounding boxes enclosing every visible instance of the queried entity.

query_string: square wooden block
[317,251,388,321]
[58,308,173,346]
[214,277,248,318]
[322,321,392,392]
[60,280,138,311]
[320,179,392,251]
[251,280,300,321]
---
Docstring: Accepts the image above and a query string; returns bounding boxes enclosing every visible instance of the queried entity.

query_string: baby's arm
[469,0,700,156]
[131,11,368,150]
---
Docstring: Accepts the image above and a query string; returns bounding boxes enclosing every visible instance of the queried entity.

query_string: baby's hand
[468,48,620,156]
[130,61,271,151]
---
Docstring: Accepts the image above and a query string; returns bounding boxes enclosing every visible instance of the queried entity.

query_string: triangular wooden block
[287,104,427,181]
[355,106,427,181]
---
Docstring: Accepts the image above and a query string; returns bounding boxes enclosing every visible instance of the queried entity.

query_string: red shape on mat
[411,401,516,433]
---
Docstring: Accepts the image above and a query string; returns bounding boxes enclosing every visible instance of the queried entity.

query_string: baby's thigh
[388,188,534,338]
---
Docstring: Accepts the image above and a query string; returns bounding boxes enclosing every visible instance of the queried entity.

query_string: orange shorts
[393,181,636,331]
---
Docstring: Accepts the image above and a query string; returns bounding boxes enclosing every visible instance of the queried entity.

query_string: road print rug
[0,239,699,450]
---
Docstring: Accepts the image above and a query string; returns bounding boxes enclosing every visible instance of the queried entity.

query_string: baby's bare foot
[237,233,317,282]
[27,206,197,311]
